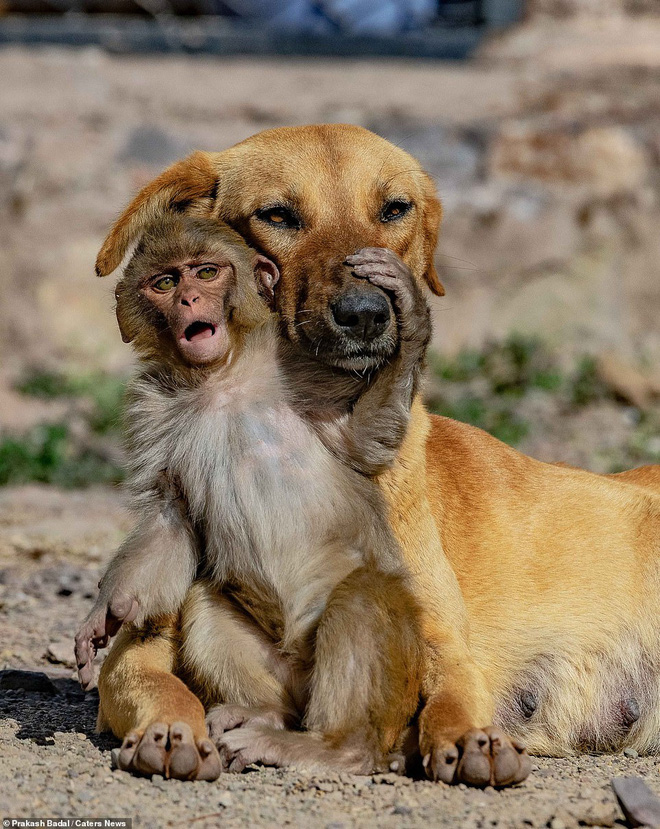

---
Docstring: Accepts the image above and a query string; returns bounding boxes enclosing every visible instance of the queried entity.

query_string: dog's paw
[116,721,221,781]
[424,727,531,788]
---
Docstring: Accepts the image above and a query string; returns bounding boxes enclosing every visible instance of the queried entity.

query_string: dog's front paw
[424,727,531,788]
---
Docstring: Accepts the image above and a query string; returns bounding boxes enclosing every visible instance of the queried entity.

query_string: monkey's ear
[420,175,445,297]
[96,152,219,278]
[115,283,135,344]
[254,255,280,308]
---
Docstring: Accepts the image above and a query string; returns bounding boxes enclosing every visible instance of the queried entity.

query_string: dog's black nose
[331,289,391,341]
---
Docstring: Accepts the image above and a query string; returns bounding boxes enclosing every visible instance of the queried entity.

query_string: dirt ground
[1,485,659,829]
[2,9,660,828]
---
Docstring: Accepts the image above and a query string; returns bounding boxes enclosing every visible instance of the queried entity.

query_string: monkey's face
[141,259,236,366]
[116,219,279,369]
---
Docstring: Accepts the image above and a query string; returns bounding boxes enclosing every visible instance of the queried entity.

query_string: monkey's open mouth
[183,321,216,342]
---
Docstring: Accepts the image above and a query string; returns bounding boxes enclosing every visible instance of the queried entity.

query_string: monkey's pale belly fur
[128,325,398,659]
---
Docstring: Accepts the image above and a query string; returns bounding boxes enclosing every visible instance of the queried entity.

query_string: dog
[93,124,660,786]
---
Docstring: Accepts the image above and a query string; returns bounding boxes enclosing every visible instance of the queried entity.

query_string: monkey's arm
[318,248,432,477]
[75,473,199,690]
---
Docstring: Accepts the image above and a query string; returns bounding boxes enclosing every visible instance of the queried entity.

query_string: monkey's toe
[207,704,251,738]
[217,726,281,773]
[426,727,531,788]
[207,704,286,741]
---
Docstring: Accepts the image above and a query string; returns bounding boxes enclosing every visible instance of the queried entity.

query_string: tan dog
[93,125,660,786]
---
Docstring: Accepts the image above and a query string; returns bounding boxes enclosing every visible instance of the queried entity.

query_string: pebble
[218,792,233,808]
[574,801,618,827]
[623,748,639,758]
[46,641,76,668]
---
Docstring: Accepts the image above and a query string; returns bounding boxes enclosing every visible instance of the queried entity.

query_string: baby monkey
[76,215,431,778]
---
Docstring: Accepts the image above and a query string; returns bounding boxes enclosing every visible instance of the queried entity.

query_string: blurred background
[1,0,660,500]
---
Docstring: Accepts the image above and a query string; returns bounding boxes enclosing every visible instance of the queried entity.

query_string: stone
[46,641,76,668]
[0,669,58,695]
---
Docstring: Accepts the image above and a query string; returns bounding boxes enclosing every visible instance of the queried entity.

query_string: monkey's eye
[255,205,301,230]
[153,275,178,292]
[197,266,218,280]
[380,200,413,223]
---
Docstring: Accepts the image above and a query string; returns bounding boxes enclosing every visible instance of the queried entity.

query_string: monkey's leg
[179,581,301,743]
[76,472,198,690]
[97,618,221,781]
[216,568,423,774]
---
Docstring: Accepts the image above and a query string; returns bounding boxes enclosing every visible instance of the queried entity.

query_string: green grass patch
[16,369,126,435]
[0,423,123,488]
[0,369,128,487]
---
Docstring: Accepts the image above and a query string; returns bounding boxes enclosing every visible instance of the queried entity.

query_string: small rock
[623,748,639,758]
[0,669,58,695]
[218,791,232,808]
[574,801,618,827]
[392,803,412,816]
[46,641,76,668]
[549,819,565,829]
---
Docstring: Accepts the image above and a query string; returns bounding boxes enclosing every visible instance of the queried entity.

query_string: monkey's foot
[206,704,286,741]
[216,725,288,773]
[424,727,531,788]
[116,721,221,781]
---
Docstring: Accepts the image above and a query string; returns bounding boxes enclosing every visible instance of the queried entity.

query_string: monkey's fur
[76,215,431,776]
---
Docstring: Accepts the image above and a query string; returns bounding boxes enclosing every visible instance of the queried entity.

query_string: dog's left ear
[420,175,445,297]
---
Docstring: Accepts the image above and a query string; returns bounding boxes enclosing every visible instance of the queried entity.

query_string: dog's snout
[331,289,391,341]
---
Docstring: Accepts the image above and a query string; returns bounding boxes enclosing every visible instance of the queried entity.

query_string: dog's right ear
[96,151,219,278]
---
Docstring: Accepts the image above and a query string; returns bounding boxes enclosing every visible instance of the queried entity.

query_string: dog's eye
[197,266,218,280]
[381,200,412,223]
[153,274,179,292]
[255,206,301,229]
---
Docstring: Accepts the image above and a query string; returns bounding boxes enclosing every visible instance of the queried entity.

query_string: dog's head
[97,124,442,371]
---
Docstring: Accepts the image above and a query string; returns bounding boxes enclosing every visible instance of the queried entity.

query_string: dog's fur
[94,125,660,784]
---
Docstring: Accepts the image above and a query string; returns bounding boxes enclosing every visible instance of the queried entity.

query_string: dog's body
[93,124,660,784]
[425,415,660,756]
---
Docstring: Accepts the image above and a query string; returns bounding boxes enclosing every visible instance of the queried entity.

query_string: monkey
[75,215,432,776]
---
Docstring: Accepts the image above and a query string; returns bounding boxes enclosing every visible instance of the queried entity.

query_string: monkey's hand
[75,592,139,691]
[345,248,431,347]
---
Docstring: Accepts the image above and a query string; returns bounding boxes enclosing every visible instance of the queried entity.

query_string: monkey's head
[115,216,279,368]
